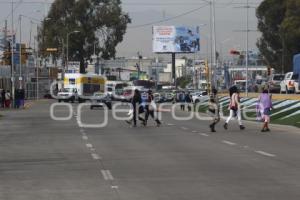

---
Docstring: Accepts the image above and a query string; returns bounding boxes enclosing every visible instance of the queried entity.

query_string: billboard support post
[172,53,176,88]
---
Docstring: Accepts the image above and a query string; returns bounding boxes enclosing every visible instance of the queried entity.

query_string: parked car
[280,72,295,94]
[57,88,78,103]
[90,92,112,110]
[268,74,285,93]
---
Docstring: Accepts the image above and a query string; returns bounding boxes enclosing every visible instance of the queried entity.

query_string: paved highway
[0,100,300,200]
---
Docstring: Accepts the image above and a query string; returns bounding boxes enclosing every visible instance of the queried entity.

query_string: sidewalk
[0,100,35,111]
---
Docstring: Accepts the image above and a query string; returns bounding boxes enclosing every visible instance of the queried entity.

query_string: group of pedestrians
[126,89,161,127]
[0,88,25,109]
[207,85,272,133]
[178,91,193,112]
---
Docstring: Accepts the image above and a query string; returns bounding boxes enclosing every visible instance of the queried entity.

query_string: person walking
[180,91,185,111]
[20,89,25,109]
[0,89,3,108]
[224,86,245,130]
[126,89,145,127]
[208,88,220,132]
[5,90,11,108]
[258,89,272,132]
[145,90,161,127]
[1,89,5,108]
[185,92,193,112]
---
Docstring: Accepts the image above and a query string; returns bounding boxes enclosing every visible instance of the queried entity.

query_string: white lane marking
[255,151,276,157]
[91,153,101,160]
[101,170,114,180]
[192,130,198,133]
[181,127,188,130]
[106,170,114,180]
[111,186,119,189]
[86,143,93,149]
[101,170,109,180]
[167,123,175,126]
[199,133,209,137]
[222,140,237,146]
[82,135,88,140]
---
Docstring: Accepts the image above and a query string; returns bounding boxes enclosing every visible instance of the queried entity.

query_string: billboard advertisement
[153,26,200,53]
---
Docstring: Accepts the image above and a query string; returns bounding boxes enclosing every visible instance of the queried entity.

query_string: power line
[128,3,209,29]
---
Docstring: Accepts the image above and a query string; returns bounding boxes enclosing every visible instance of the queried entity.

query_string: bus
[133,80,155,89]
[63,73,106,102]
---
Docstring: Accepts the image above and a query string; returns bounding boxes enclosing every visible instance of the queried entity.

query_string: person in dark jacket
[1,89,5,108]
[126,89,145,127]
[145,90,161,127]
[185,92,193,112]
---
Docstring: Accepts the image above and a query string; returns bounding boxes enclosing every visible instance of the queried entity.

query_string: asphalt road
[1,100,300,200]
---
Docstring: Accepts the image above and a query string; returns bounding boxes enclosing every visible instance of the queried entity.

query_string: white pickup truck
[280,72,296,94]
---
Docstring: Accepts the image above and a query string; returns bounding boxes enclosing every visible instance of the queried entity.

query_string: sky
[0,0,263,60]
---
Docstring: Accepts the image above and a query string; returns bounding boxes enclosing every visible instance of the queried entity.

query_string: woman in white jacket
[224,86,245,130]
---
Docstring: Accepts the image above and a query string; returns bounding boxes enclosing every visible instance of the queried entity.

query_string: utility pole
[4,20,7,50]
[212,0,217,89]
[234,0,256,97]
[19,15,22,89]
[11,0,15,108]
[246,0,249,97]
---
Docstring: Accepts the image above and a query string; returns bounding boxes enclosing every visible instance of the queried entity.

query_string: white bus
[63,73,106,102]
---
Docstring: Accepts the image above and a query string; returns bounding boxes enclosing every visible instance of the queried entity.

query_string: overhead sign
[153,26,200,53]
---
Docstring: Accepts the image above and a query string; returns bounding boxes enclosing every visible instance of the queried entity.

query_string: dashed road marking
[91,153,101,160]
[181,127,188,130]
[111,186,119,189]
[199,133,209,137]
[255,151,276,157]
[167,123,175,126]
[86,143,93,149]
[192,130,198,133]
[82,135,88,140]
[101,170,114,180]
[80,129,85,134]
[222,140,237,146]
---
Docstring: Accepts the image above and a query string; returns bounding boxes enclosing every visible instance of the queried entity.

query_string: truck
[58,73,106,102]
[280,72,295,94]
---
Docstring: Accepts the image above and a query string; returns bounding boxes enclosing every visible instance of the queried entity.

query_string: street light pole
[212,0,217,89]
[11,0,15,108]
[66,30,80,71]
[19,15,22,89]
[246,0,249,97]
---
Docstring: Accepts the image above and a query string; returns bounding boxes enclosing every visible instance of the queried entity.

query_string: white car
[192,91,208,104]
[57,88,78,103]
[280,72,295,94]
[90,92,112,110]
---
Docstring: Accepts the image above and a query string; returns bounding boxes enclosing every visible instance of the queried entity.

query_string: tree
[256,0,300,72]
[39,0,131,73]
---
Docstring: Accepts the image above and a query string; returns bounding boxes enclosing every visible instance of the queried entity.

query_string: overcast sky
[0,0,263,59]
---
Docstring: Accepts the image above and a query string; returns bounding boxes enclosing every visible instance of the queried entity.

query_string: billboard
[153,26,200,53]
